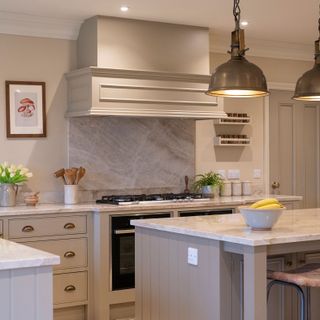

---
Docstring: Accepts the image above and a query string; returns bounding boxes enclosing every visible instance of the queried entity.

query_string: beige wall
[0,34,76,199]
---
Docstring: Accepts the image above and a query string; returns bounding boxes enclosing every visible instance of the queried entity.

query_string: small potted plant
[193,171,223,198]
[0,162,33,207]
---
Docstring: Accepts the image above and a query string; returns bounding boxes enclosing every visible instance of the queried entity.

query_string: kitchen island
[132,208,320,320]
[0,239,60,320]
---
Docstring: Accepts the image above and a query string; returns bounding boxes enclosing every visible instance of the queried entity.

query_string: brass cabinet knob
[272,182,280,190]
[286,261,293,267]
[64,285,76,292]
[64,223,75,230]
[22,225,34,232]
[64,251,76,258]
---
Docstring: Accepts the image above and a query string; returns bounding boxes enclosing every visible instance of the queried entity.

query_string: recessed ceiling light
[120,5,129,12]
[241,21,249,26]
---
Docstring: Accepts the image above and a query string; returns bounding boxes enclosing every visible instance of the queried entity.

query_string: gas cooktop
[96,193,205,205]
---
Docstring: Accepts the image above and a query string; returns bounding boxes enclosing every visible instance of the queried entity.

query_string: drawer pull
[64,251,76,258]
[64,223,75,230]
[22,225,34,232]
[64,285,76,292]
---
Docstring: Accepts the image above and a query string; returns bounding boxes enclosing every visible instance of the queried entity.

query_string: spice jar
[232,181,242,196]
[242,181,252,196]
[221,180,232,197]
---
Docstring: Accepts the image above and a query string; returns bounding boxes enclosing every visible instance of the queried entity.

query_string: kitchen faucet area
[0,1,320,319]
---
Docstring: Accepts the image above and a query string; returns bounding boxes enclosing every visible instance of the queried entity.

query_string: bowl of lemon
[240,198,285,231]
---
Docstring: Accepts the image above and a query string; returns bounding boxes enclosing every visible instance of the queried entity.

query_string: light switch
[253,169,262,179]
[188,247,198,266]
[227,169,240,180]
[217,170,226,179]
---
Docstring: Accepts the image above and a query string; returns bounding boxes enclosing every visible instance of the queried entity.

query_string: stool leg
[306,287,311,320]
[267,280,276,302]
[266,280,305,320]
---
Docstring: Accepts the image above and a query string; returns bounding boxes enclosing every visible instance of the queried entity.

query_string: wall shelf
[213,116,251,125]
[214,136,251,146]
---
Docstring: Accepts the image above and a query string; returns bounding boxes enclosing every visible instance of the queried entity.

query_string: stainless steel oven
[111,212,171,291]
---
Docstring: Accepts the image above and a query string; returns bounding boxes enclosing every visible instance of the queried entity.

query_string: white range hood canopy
[65,16,226,119]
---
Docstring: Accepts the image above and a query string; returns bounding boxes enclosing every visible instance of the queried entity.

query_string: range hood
[65,16,226,119]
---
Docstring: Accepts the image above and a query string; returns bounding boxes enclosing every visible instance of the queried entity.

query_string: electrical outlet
[188,247,198,266]
[253,169,262,179]
[227,169,240,180]
[217,169,226,179]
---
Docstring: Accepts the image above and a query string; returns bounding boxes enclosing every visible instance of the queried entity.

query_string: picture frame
[5,81,46,138]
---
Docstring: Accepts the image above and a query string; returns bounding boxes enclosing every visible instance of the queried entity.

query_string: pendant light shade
[293,63,320,101]
[293,5,320,102]
[206,55,269,98]
[206,0,269,98]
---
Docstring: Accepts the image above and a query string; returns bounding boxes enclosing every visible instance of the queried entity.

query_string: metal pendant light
[293,5,320,101]
[206,0,269,98]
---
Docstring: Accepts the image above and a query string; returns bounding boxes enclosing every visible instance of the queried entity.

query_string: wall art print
[5,81,46,138]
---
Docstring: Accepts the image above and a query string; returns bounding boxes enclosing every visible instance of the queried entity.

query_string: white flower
[25,172,33,178]
[20,168,29,175]
[1,172,5,177]
[10,164,16,172]
[10,173,15,177]
[17,164,23,170]
[2,162,8,168]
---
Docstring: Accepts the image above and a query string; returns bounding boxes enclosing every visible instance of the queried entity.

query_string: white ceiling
[0,0,319,56]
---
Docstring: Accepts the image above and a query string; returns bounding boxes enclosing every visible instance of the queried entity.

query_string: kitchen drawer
[8,215,87,239]
[23,238,88,270]
[54,271,88,305]
[54,305,86,320]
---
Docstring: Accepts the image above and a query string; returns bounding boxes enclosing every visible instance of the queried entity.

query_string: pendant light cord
[233,0,241,31]
[318,3,320,39]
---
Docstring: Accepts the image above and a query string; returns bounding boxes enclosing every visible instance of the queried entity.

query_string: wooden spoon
[54,168,67,185]
[184,175,190,193]
[75,167,86,184]
[64,168,76,185]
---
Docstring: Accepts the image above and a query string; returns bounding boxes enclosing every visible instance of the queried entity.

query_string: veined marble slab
[0,195,302,217]
[69,117,195,193]
[132,207,320,246]
[0,239,60,270]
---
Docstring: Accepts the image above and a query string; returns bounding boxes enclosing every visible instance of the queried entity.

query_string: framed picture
[5,81,46,138]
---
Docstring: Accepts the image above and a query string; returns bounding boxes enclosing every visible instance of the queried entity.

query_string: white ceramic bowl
[239,207,285,231]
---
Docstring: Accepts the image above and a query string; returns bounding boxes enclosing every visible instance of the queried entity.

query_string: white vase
[0,184,18,207]
[64,185,79,205]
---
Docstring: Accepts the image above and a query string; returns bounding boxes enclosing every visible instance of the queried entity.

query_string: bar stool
[267,263,320,320]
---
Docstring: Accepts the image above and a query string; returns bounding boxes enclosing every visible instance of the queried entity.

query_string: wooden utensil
[75,167,86,184]
[184,175,190,193]
[54,168,67,185]
[64,168,76,185]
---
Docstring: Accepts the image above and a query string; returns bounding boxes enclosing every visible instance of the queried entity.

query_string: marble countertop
[132,208,320,247]
[0,194,302,217]
[0,239,60,271]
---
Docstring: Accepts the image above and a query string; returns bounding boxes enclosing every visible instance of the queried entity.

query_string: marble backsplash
[68,117,195,196]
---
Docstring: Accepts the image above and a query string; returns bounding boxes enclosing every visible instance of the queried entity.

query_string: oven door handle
[114,228,135,235]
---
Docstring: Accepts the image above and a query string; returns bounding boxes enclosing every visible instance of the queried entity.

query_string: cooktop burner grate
[96,193,203,205]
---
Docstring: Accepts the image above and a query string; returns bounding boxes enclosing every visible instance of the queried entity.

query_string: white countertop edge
[132,208,320,247]
[0,195,303,217]
[0,239,60,271]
